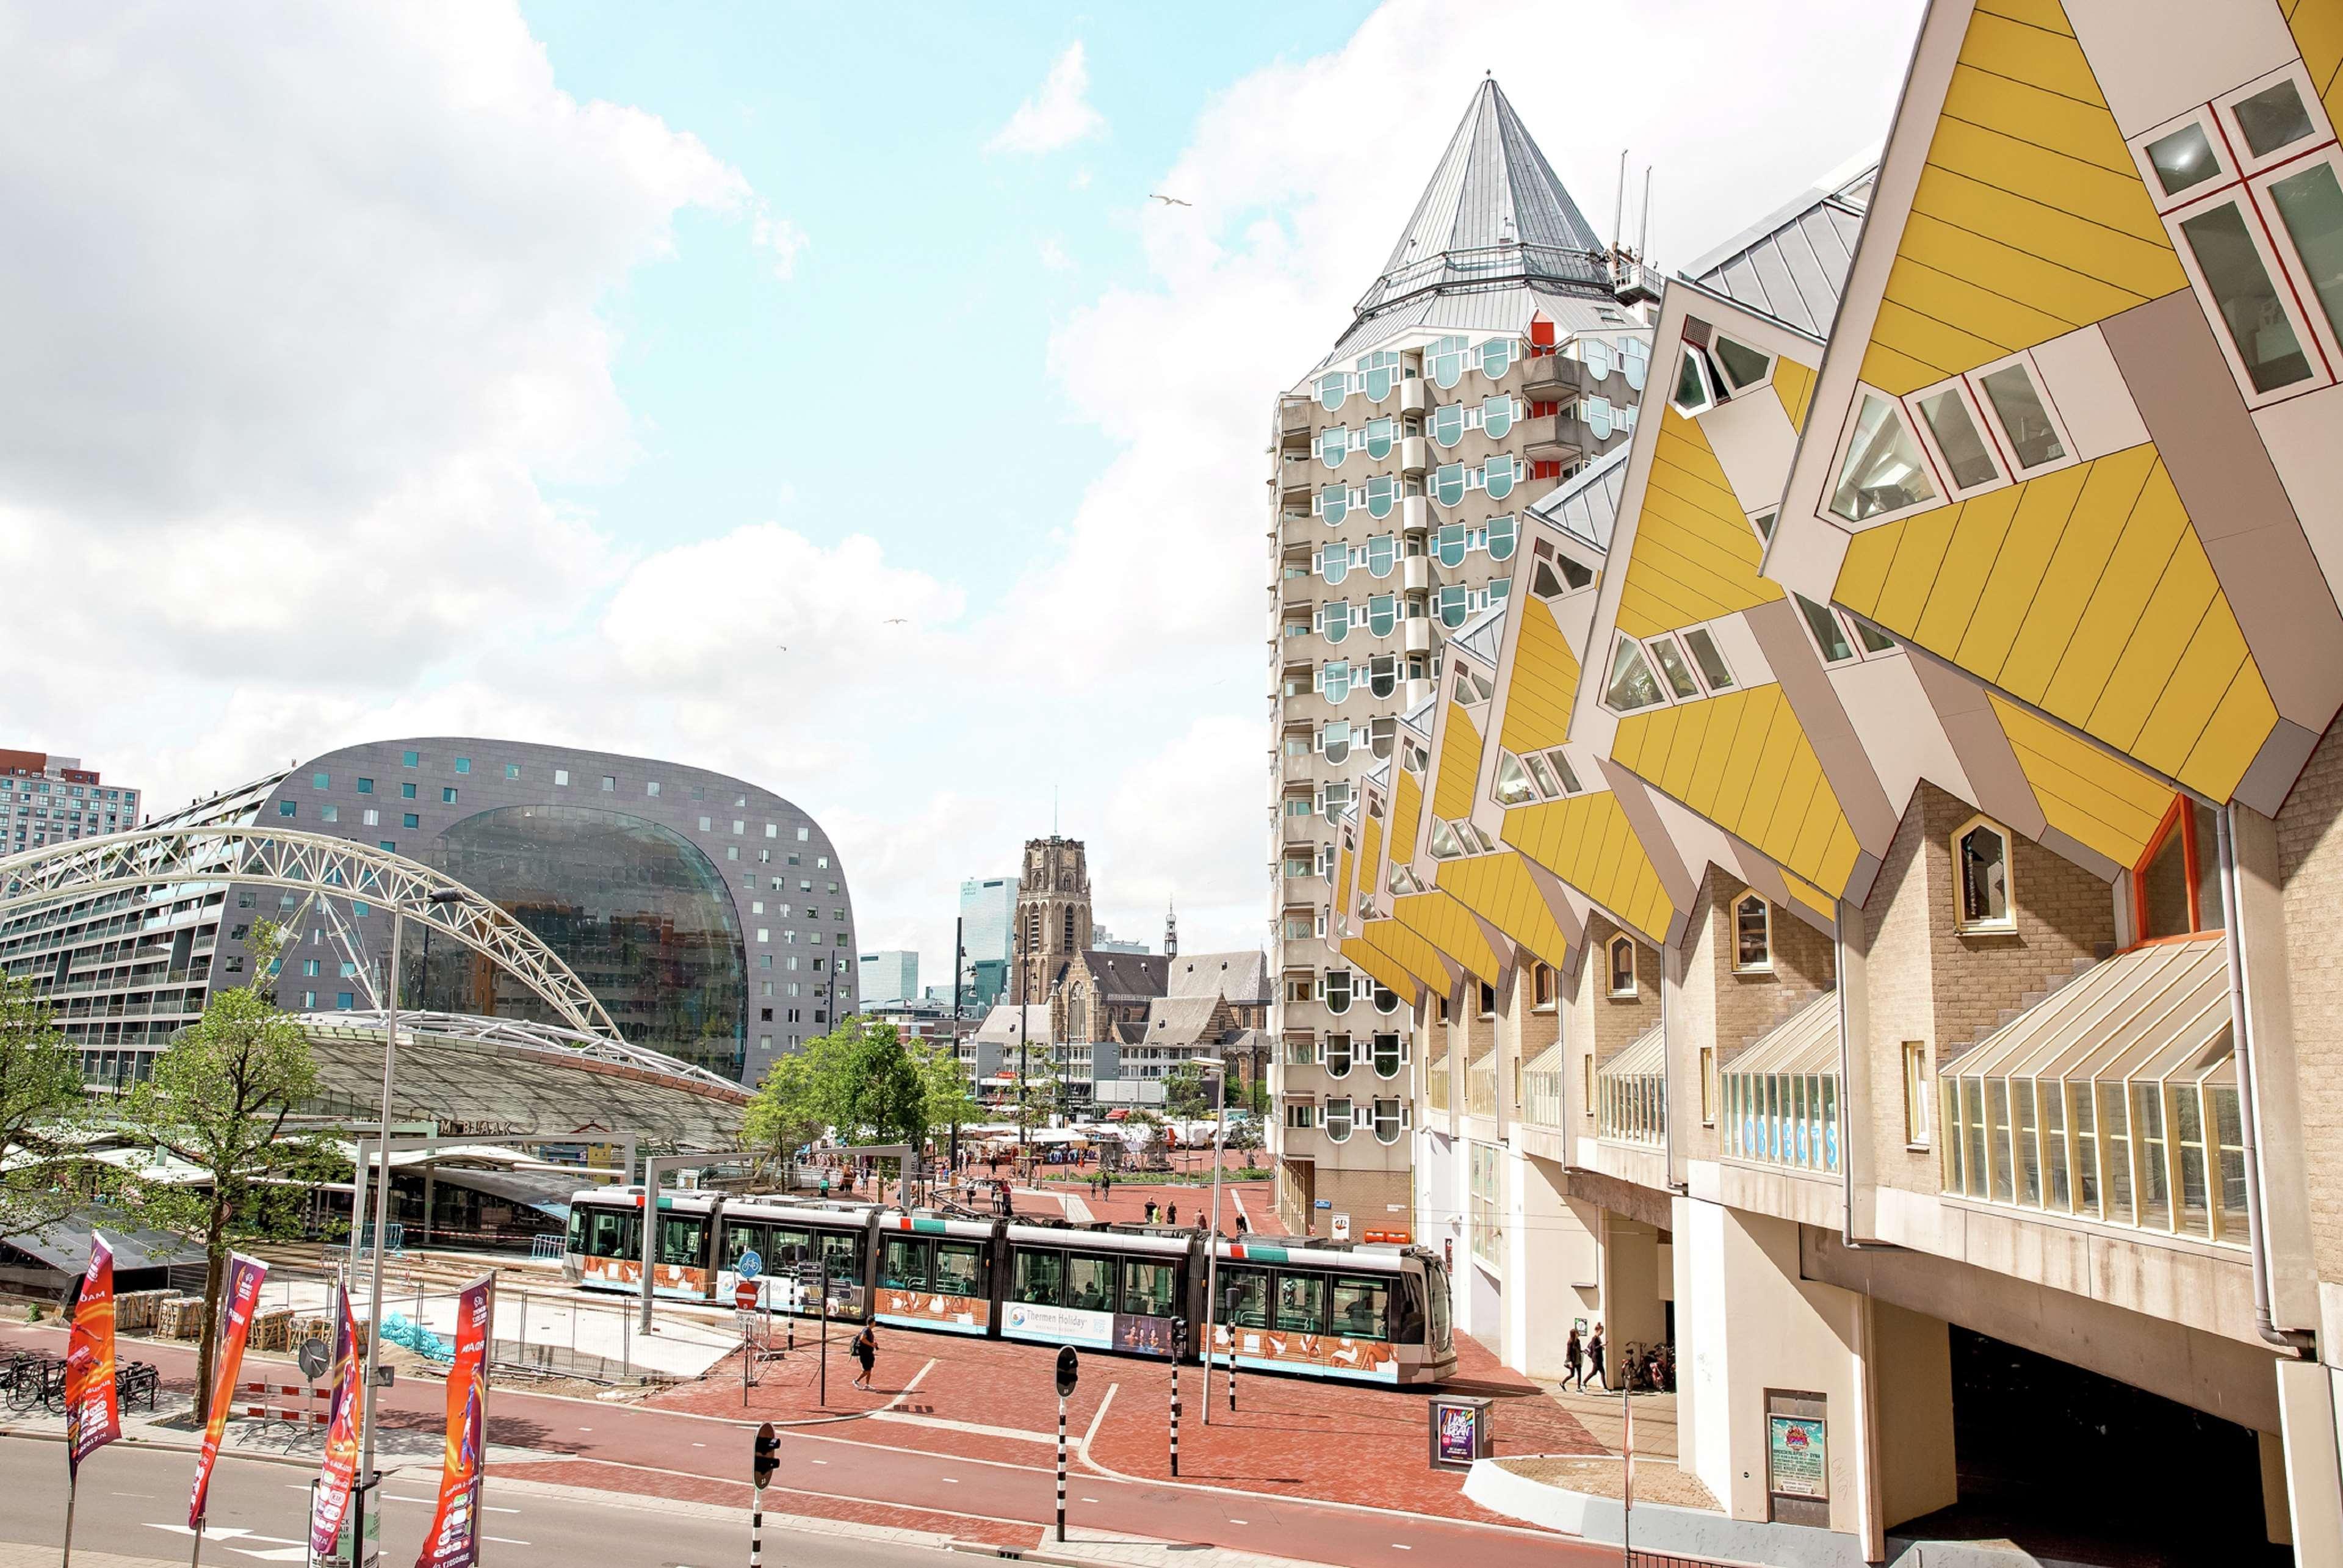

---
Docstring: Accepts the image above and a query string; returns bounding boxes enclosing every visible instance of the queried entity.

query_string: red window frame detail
[2131,795,2213,945]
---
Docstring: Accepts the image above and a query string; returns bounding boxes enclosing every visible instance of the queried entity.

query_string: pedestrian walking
[1144,1199,1158,1223]
[851,1323,878,1391]
[1564,1325,1584,1392]
[1586,1322,1607,1392]
[1234,1213,1249,1236]
[1167,1201,1179,1226]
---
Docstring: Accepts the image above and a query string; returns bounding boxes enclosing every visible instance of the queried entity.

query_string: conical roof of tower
[1323,78,1622,366]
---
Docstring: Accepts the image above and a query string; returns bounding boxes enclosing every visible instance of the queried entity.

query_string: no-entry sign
[735,1279,760,1310]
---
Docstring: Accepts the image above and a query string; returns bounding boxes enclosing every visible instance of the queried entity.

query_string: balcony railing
[1467,1053,1498,1118]
[1426,1055,1451,1113]
[1523,1042,1565,1127]
[1720,994,1841,1173]
[1596,1024,1666,1147]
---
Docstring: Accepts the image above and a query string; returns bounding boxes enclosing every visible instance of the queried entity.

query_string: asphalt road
[0,1435,955,1567]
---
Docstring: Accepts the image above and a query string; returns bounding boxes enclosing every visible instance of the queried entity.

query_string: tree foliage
[114,922,325,1420]
[748,1017,964,1177]
[0,972,93,1232]
[1163,1063,1211,1119]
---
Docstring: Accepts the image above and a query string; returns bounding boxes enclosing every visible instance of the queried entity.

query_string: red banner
[187,1253,269,1528]
[309,1285,362,1559]
[416,1276,492,1568]
[63,1233,120,1477]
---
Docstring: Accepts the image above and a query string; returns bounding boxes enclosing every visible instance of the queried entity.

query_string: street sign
[1054,1345,1079,1398]
[753,1422,779,1489]
[735,1279,760,1311]
[796,1260,825,1288]
[737,1249,763,1281]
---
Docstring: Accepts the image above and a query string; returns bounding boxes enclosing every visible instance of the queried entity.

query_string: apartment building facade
[1,750,140,853]
[1268,76,1655,1239]
[1318,5,2343,1560]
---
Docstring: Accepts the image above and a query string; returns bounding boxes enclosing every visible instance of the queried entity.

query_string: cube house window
[1977,364,2065,469]
[1955,820,2013,931]
[1829,393,1938,521]
[1733,893,1771,971]
[1916,386,1999,489]
[1608,937,1637,997]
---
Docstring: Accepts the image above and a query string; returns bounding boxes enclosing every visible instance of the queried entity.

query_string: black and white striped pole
[1053,1346,1078,1544]
[1169,1317,1185,1476]
[751,1421,778,1568]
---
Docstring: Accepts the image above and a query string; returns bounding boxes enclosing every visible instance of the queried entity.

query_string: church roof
[972,1004,1053,1046]
[1056,950,1171,1001]
[1167,950,1271,1005]
[1329,78,1613,365]
[1139,994,1230,1047]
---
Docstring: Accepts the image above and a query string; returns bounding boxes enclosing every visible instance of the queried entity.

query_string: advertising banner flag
[187,1252,269,1528]
[64,1232,121,1476]
[309,1285,363,1559]
[417,1275,493,1568]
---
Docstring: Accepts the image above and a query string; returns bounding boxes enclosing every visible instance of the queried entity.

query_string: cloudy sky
[1,0,1923,983]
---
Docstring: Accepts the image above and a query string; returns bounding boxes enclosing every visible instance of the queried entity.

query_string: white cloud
[986,42,1105,156]
[1037,236,1074,272]
[753,210,809,280]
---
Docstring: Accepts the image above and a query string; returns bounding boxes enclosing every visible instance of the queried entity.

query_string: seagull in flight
[1149,193,1192,207]
[883,618,908,626]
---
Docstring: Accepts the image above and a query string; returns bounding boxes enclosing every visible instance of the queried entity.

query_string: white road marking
[111,1491,156,1498]
[941,1476,959,1483]
[1392,1545,1412,1551]
[485,1536,530,1545]
[1230,1517,1248,1523]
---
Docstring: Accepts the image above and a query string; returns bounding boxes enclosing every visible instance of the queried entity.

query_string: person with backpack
[850,1323,878,1391]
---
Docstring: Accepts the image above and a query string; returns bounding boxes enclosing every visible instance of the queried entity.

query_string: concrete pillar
[1598,1211,1665,1357]
[2276,1360,2343,1563]
[1502,1151,1581,1379]
[1675,1198,1951,1547]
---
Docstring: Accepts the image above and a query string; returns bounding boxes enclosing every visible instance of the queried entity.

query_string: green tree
[1163,1063,1210,1120]
[117,923,323,1422]
[745,1031,843,1163]
[0,972,93,1232]
[912,1039,977,1148]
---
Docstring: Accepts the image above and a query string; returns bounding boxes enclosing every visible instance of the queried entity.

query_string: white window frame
[1601,633,1669,715]
[1644,632,1705,703]
[1962,350,2076,483]
[1708,332,1776,396]
[1731,890,1773,974]
[1951,814,2018,936]
[1607,934,1639,998]
[2251,142,2343,382]
[1902,1040,1933,1149]
[1678,623,1738,693]
[1903,375,2005,500]
[1822,386,1944,530]
[2135,83,2339,409]
[1669,344,1718,416]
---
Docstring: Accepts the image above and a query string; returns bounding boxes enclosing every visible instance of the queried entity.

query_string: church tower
[1164,898,1179,959]
[1013,836,1092,1005]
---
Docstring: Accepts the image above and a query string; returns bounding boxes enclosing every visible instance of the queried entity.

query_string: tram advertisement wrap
[417,1276,492,1568]
[64,1232,120,1476]
[1211,1323,1399,1382]
[877,1289,989,1334]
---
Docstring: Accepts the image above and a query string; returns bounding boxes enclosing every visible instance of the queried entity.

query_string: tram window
[1424,1262,1453,1350]
[723,1223,769,1270]
[657,1215,704,1268]
[1219,1266,1270,1329]
[1066,1255,1116,1313]
[771,1227,814,1268]
[881,1237,930,1292]
[1275,1273,1330,1335]
[586,1209,632,1260]
[1331,1276,1390,1340]
[819,1232,862,1284]
[935,1241,983,1298]
[1014,1249,1065,1306]
[1392,1274,1426,1343]
[1122,1260,1177,1319]
[566,1208,587,1254]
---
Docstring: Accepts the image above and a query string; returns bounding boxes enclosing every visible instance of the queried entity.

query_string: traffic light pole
[751,1422,777,1568]
[1053,1346,1078,1545]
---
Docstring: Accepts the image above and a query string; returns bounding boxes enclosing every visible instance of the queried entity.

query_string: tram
[561,1188,1457,1387]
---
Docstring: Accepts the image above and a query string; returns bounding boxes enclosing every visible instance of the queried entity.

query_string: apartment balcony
[1523,1043,1565,1128]
[1597,1024,1667,1148]
[1426,1056,1452,1113]
[1404,677,1434,707]
[1401,495,1429,534]
[1399,378,1430,416]
[1399,436,1428,476]
[1404,617,1433,654]
[1276,458,1313,508]
[1522,413,1585,465]
[1403,555,1429,593]
[1276,396,1312,450]
[1523,353,1587,402]
[1467,1053,1498,1119]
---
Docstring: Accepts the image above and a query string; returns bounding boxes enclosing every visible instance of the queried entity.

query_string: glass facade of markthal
[0,737,854,1089]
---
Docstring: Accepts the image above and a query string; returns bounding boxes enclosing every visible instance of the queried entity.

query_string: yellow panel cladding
[1432,703,1484,824]
[1855,1,2187,397]
[1499,790,1674,944]
[1615,410,1785,640]
[1390,768,1423,873]
[1614,688,1865,894]
[1987,693,2174,865]
[1340,922,1427,1001]
[1357,815,1384,898]
[1498,596,1581,757]
[1335,843,1355,913]
[1393,889,1501,983]
[1351,917,1452,995]
[1435,851,1572,970]
[1832,447,2277,801]
[2291,1,2343,131]
[1771,356,1818,433]
[1780,869,1838,923]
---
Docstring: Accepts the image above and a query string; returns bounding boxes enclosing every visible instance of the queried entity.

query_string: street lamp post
[356,887,463,1543]
[1194,1057,1231,1426]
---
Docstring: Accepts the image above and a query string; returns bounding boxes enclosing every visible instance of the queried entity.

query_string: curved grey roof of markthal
[217,737,856,1091]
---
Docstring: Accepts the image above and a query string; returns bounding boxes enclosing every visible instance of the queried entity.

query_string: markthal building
[0,739,854,1142]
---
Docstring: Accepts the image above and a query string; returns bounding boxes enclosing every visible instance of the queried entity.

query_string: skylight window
[1494,752,1536,806]
[1797,593,1855,664]
[1916,386,2000,490]
[1829,393,1938,522]
[1647,637,1700,700]
[1604,636,1666,711]
[1977,363,2066,471]
[1681,627,1735,691]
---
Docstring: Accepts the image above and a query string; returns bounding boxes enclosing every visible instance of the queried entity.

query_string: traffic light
[1055,1345,1079,1398]
[753,1421,779,1490]
[1171,1316,1188,1355]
